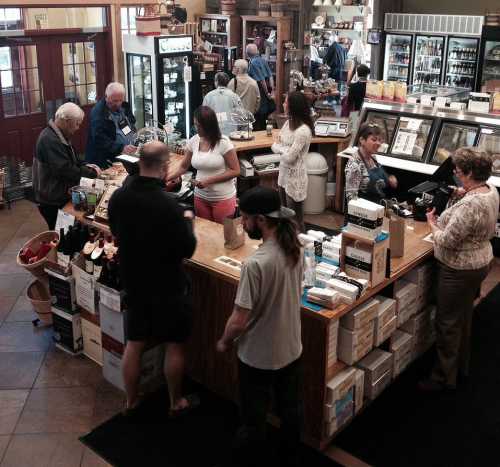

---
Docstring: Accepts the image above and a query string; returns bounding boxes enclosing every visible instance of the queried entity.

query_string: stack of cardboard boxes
[325,367,358,436]
[356,348,393,400]
[373,296,397,346]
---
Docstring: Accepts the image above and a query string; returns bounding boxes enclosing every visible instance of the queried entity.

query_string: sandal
[169,393,201,419]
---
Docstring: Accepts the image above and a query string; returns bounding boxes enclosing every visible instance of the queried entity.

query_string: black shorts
[124,290,192,343]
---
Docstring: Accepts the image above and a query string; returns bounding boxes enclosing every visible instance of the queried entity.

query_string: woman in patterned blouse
[271,91,313,232]
[345,123,397,204]
[419,148,499,392]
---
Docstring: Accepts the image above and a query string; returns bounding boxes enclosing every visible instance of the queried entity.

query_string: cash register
[314,117,351,138]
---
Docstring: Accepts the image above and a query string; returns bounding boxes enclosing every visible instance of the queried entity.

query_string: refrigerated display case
[352,101,500,186]
[444,37,479,90]
[406,84,470,103]
[383,34,412,84]
[123,34,194,137]
[412,35,445,86]
[478,26,500,92]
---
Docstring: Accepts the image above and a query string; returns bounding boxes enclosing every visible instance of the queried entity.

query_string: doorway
[0,32,110,162]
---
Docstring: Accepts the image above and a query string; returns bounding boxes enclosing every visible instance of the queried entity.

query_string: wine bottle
[83,233,96,274]
[92,239,105,280]
[57,228,70,267]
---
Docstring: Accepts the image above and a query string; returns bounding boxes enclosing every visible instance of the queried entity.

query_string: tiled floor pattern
[0,201,499,466]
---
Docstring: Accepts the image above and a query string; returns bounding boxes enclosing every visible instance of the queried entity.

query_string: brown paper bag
[223,216,245,250]
[389,214,405,258]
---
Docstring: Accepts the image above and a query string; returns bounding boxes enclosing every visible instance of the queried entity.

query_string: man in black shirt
[108,141,197,415]
[346,64,370,112]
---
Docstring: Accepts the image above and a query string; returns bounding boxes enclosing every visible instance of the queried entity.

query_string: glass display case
[390,116,433,161]
[444,37,479,90]
[412,35,445,86]
[364,111,398,153]
[407,84,470,103]
[477,127,500,175]
[127,55,153,129]
[383,34,412,84]
[431,122,478,165]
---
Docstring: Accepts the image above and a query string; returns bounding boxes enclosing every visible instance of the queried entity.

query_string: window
[0,8,23,31]
[0,45,42,117]
[62,42,97,106]
[121,7,145,35]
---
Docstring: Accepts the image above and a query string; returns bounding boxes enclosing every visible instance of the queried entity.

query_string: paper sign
[435,96,447,108]
[183,65,192,83]
[94,178,105,192]
[99,286,122,312]
[204,40,213,53]
[420,95,433,106]
[392,131,418,155]
[55,210,75,234]
[405,118,421,131]
[80,177,94,188]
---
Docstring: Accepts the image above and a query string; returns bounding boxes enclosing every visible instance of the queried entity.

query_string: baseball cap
[239,186,295,219]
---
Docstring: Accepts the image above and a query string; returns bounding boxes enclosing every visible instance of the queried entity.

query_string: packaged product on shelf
[326,277,360,304]
[307,287,342,309]
[325,388,354,437]
[340,297,379,331]
[394,82,407,103]
[338,320,375,365]
[383,81,396,101]
[373,296,397,328]
[394,280,418,326]
[327,319,339,367]
[298,233,318,245]
[390,329,414,377]
[356,348,393,400]
[344,244,373,281]
[52,307,83,354]
[346,198,384,240]
[366,80,383,100]
[374,314,397,346]
[325,366,357,404]
[354,368,365,414]
[307,230,328,242]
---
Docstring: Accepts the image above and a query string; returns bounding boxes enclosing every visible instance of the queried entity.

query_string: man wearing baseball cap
[217,186,304,467]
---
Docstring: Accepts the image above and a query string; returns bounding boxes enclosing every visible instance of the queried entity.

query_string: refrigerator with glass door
[477,26,500,92]
[383,33,413,84]
[444,36,480,90]
[412,35,445,86]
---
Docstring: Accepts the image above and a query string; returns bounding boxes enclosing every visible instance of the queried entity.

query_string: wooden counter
[65,201,433,449]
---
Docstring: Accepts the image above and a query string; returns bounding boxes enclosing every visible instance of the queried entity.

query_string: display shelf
[241,15,291,113]
[196,13,241,50]
[447,73,474,78]
[448,59,476,63]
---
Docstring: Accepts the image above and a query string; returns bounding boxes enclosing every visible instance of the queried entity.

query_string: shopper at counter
[420,148,499,391]
[33,102,100,230]
[343,64,370,114]
[271,91,313,232]
[108,141,197,416]
[85,82,137,168]
[202,72,243,136]
[246,43,275,130]
[228,59,261,115]
[345,123,398,204]
[217,186,303,467]
[167,106,240,223]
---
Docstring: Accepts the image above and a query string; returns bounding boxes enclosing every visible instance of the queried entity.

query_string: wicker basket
[16,231,58,285]
[26,280,52,326]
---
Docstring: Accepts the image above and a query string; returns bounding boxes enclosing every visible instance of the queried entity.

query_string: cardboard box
[354,368,365,414]
[102,333,164,392]
[365,368,392,400]
[390,330,414,377]
[338,321,374,365]
[397,301,418,326]
[340,298,379,331]
[52,307,83,354]
[327,319,339,367]
[325,366,357,404]
[404,261,434,288]
[81,317,103,366]
[72,254,96,314]
[325,386,354,421]
[374,314,397,346]
[98,283,125,313]
[325,400,354,437]
[393,349,413,377]
[100,302,127,345]
[400,310,431,336]
[394,280,417,310]
[356,348,393,390]
[46,268,77,314]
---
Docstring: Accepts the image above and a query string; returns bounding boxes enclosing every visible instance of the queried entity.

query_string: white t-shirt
[235,238,303,370]
[186,134,236,201]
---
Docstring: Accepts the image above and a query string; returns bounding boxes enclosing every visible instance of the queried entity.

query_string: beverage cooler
[477,26,500,92]
[444,37,479,90]
[383,34,413,84]
[354,102,500,185]
[123,34,194,137]
[412,35,445,86]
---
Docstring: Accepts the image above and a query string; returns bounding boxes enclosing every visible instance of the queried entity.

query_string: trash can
[304,152,328,214]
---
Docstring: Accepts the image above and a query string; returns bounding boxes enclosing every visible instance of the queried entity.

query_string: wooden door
[0,33,109,162]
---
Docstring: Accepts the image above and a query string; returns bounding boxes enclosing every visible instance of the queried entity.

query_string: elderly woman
[228,59,261,115]
[420,148,499,391]
[33,102,101,230]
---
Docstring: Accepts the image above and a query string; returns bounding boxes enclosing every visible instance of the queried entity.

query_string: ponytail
[266,217,302,267]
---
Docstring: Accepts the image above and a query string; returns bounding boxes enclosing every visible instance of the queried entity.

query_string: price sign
[55,210,75,234]
[392,131,417,156]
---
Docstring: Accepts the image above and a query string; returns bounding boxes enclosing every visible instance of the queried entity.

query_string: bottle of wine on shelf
[57,228,70,268]
[92,239,105,280]
[83,233,96,274]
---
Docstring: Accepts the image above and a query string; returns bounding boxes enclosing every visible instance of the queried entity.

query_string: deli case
[123,34,194,137]
[353,102,500,186]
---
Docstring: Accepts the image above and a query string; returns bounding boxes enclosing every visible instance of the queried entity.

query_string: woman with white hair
[228,59,261,115]
[33,102,101,229]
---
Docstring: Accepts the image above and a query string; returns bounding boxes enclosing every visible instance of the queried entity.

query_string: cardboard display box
[46,268,77,314]
[325,386,354,421]
[81,317,103,366]
[354,368,365,414]
[338,321,374,365]
[390,330,414,377]
[52,307,83,354]
[356,348,393,392]
[327,319,339,368]
[374,314,397,346]
[365,368,392,400]
[325,366,357,405]
[340,298,379,331]
[100,302,127,345]
[72,254,96,314]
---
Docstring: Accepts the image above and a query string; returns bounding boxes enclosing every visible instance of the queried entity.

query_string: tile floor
[0,201,116,467]
[0,201,499,467]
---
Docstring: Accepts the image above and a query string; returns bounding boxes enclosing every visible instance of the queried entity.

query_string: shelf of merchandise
[196,13,241,51]
[241,15,291,113]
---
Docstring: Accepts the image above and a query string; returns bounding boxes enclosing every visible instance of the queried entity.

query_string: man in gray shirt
[217,186,303,467]
[202,72,243,136]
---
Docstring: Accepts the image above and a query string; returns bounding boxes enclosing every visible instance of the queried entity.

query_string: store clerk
[344,123,398,204]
